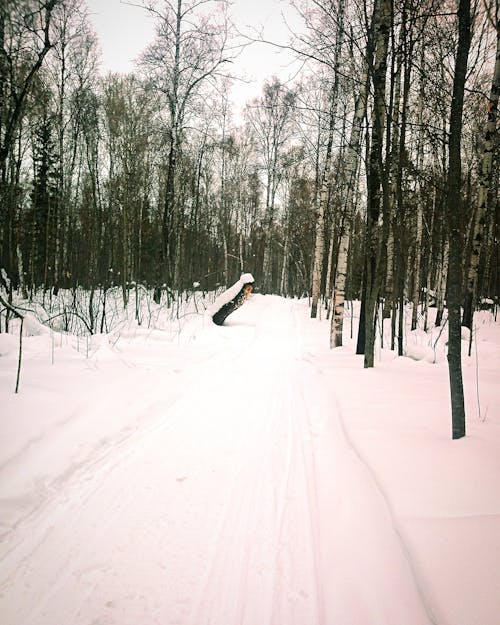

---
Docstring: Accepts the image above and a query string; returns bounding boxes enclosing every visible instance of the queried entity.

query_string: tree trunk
[446,0,472,440]
[310,0,344,317]
[162,126,178,284]
[435,239,449,327]
[363,0,391,368]
[262,168,275,293]
[280,218,290,296]
[462,17,500,329]
[423,189,436,332]
[390,6,413,350]
[383,4,405,322]
[411,44,425,331]
[310,96,336,317]
[330,73,368,347]
[411,199,424,330]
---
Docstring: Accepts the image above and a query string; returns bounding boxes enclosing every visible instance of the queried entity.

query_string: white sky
[85,0,304,112]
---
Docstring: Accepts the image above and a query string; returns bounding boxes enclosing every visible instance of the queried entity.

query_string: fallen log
[209,273,255,326]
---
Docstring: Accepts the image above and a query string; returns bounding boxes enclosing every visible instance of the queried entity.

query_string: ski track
[0,295,432,625]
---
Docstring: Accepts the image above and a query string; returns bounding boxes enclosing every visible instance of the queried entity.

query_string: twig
[15,318,23,394]
[431,316,448,363]
[0,293,25,393]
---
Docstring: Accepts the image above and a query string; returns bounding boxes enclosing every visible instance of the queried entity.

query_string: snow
[0,295,499,625]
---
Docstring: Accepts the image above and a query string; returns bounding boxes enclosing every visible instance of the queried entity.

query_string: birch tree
[310,0,345,318]
[245,78,296,293]
[139,0,231,289]
[410,42,426,331]
[463,1,500,329]
[330,72,368,347]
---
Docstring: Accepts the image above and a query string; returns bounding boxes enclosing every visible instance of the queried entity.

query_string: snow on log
[209,273,255,326]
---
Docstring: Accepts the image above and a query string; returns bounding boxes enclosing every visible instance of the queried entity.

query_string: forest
[0,0,499,437]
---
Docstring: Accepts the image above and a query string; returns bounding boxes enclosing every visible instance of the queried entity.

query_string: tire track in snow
[327,382,439,625]
[0,306,264,552]
[189,299,324,625]
[268,372,323,625]
[296,319,435,625]
[190,390,286,624]
[0,343,257,623]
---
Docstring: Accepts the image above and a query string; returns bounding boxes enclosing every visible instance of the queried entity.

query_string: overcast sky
[85,0,303,114]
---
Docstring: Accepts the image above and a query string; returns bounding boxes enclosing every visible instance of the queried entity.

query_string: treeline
[0,1,498,325]
[0,0,321,300]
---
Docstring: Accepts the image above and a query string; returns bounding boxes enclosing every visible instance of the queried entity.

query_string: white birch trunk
[16,243,27,299]
[280,224,289,296]
[435,239,449,326]
[310,114,334,317]
[423,188,437,331]
[411,42,426,331]
[463,22,500,328]
[383,23,403,320]
[239,232,244,274]
[330,73,368,347]
[411,201,423,329]
[324,225,335,319]
[310,0,344,318]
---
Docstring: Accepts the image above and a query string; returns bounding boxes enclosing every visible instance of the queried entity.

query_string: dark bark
[363,0,392,368]
[0,1,60,174]
[0,1,60,283]
[212,282,254,326]
[446,0,472,440]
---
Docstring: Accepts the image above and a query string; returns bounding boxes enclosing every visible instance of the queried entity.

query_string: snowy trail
[0,295,433,625]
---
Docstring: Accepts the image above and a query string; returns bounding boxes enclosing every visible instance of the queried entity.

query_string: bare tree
[463,1,500,329]
[310,0,346,318]
[245,78,296,293]
[139,0,232,290]
[0,1,61,177]
[0,0,62,290]
[330,70,368,347]
[361,0,392,368]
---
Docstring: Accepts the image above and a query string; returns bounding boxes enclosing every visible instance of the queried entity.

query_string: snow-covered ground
[0,294,499,625]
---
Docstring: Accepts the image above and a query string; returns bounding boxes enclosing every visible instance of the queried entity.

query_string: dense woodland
[0,0,499,436]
